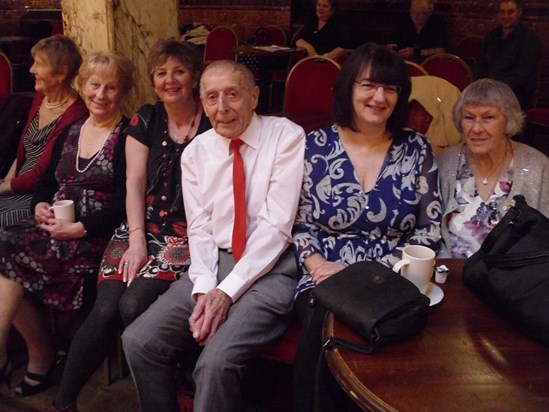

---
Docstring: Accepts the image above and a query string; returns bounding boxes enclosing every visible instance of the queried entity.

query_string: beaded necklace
[44,96,70,109]
[76,113,121,173]
[159,104,199,217]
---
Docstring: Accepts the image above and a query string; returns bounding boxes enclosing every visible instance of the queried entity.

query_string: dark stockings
[54,278,170,408]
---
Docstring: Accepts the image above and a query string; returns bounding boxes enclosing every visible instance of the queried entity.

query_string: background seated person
[389,0,448,62]
[473,0,542,109]
[0,35,88,227]
[292,42,442,412]
[53,39,211,412]
[0,50,132,398]
[437,79,549,259]
[295,0,352,60]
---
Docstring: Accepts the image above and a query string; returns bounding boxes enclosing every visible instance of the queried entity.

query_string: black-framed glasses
[354,79,402,95]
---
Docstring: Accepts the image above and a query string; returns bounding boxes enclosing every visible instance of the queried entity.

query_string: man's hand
[189,289,232,346]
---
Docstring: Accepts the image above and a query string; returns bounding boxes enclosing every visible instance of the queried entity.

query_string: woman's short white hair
[452,78,525,137]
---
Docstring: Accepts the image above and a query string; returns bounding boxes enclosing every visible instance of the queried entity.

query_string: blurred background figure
[437,79,549,258]
[389,0,448,62]
[473,0,542,109]
[295,0,352,60]
[0,35,88,227]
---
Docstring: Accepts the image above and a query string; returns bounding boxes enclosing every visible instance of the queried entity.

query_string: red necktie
[230,139,246,262]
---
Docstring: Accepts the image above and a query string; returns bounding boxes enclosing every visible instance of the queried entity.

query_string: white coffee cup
[393,245,435,294]
[50,200,75,222]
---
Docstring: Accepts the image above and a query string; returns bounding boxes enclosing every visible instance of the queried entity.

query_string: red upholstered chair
[522,108,549,156]
[0,52,13,100]
[51,21,64,35]
[421,53,473,91]
[203,26,238,65]
[454,35,483,64]
[405,99,433,135]
[283,56,341,115]
[261,25,287,46]
[405,60,429,77]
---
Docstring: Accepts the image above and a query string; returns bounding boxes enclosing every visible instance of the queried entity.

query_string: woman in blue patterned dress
[292,43,442,411]
[53,40,211,412]
[0,51,134,397]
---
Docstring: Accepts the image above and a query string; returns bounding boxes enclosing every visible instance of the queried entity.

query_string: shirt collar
[223,113,261,153]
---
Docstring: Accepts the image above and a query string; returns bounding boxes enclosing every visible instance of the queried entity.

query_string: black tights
[54,277,171,408]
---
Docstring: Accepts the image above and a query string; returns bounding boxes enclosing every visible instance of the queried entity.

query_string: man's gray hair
[199,60,256,95]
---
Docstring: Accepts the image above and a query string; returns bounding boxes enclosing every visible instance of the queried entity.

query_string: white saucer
[424,282,444,306]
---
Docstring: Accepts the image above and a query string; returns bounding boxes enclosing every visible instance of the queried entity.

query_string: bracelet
[128,226,143,234]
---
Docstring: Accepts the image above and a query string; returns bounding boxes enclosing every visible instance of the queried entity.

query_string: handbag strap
[322,336,376,355]
[313,336,376,411]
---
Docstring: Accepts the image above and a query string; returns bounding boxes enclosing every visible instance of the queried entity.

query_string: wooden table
[234,44,305,114]
[323,259,549,412]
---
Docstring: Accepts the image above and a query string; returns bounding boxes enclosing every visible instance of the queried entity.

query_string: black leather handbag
[463,195,549,346]
[313,260,430,354]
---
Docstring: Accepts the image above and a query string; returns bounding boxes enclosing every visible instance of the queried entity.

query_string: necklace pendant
[482,177,489,185]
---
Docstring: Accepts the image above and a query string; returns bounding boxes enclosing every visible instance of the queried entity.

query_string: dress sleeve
[292,131,325,270]
[124,103,157,148]
[381,133,443,266]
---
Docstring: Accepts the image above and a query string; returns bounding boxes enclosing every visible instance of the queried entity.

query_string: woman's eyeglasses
[354,79,402,95]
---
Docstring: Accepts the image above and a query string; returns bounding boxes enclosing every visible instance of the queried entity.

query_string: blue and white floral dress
[293,124,442,296]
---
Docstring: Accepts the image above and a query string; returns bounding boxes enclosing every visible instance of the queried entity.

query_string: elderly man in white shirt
[122,60,305,412]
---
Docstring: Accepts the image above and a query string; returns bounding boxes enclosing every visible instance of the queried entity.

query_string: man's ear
[251,85,260,110]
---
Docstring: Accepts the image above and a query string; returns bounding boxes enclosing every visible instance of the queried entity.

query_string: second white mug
[50,200,75,222]
[393,245,435,294]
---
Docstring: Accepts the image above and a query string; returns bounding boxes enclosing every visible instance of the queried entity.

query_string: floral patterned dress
[293,125,442,296]
[0,118,127,310]
[446,150,513,258]
[99,102,211,283]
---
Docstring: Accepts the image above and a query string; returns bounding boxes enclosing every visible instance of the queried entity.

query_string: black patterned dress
[0,118,127,311]
[99,102,211,283]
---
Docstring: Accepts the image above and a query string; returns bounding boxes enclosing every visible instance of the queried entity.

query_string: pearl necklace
[76,114,121,173]
[44,96,70,109]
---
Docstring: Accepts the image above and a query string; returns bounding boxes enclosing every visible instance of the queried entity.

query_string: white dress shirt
[181,114,305,302]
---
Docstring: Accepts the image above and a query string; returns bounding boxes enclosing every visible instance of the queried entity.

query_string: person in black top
[473,0,542,109]
[295,0,352,60]
[389,0,448,62]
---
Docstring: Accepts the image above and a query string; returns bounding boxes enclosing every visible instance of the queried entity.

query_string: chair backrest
[51,21,64,35]
[262,25,287,46]
[0,52,13,100]
[405,99,433,135]
[283,56,341,115]
[203,26,239,64]
[454,35,483,62]
[421,53,473,91]
[405,60,429,77]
